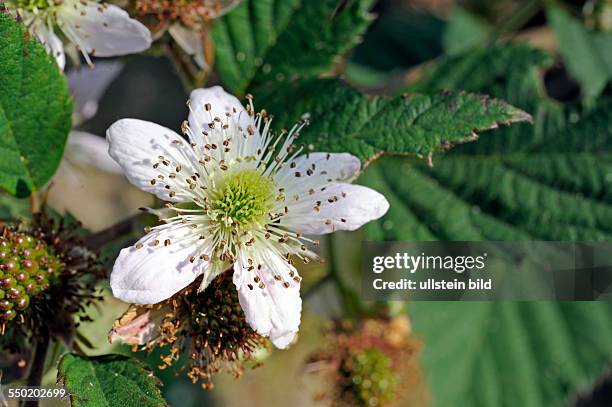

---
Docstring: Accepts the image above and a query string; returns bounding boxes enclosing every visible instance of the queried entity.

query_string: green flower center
[210,169,275,229]
[10,0,50,10]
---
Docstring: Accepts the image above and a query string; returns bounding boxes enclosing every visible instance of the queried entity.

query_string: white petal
[57,2,151,58]
[282,183,389,235]
[68,60,124,123]
[31,22,66,69]
[67,131,123,174]
[107,118,199,202]
[108,304,167,345]
[188,86,248,128]
[186,86,259,155]
[233,251,302,349]
[274,152,361,196]
[111,225,207,304]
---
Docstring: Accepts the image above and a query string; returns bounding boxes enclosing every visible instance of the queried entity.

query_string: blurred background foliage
[3,0,612,406]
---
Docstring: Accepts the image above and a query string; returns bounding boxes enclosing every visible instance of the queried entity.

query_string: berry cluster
[0,229,62,321]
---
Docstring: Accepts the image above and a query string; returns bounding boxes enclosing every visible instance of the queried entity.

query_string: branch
[83,213,146,250]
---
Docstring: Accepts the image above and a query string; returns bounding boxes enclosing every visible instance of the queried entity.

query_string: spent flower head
[107,86,389,348]
[132,0,242,70]
[308,317,419,407]
[134,0,240,28]
[4,0,151,69]
[109,271,267,388]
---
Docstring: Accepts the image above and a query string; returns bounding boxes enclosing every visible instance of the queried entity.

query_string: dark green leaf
[408,301,612,407]
[0,14,72,197]
[212,0,375,95]
[258,79,531,164]
[57,353,167,407]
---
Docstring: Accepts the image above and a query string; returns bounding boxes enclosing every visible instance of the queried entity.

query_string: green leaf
[548,6,612,99]
[408,302,612,407]
[57,353,167,407]
[360,44,612,406]
[0,191,30,220]
[212,0,375,95]
[257,79,531,164]
[0,13,72,198]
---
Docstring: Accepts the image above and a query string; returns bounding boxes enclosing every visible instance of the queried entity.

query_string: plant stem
[29,193,40,214]
[83,213,146,250]
[327,235,361,318]
[303,271,333,300]
[23,334,49,407]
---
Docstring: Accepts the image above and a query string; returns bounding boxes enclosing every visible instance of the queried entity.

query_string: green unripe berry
[349,349,397,407]
[3,309,16,321]
[0,229,62,321]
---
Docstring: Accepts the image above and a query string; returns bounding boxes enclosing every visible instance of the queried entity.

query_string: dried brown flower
[110,271,268,389]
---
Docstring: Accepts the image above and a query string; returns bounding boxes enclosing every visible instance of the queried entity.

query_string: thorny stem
[23,333,49,407]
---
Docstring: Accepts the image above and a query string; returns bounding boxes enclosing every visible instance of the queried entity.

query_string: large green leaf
[57,353,166,407]
[359,44,612,406]
[548,6,612,100]
[0,14,72,197]
[257,79,530,164]
[212,0,374,95]
[408,301,612,407]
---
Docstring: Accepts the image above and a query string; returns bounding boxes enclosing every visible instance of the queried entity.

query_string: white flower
[106,87,389,348]
[5,0,151,69]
